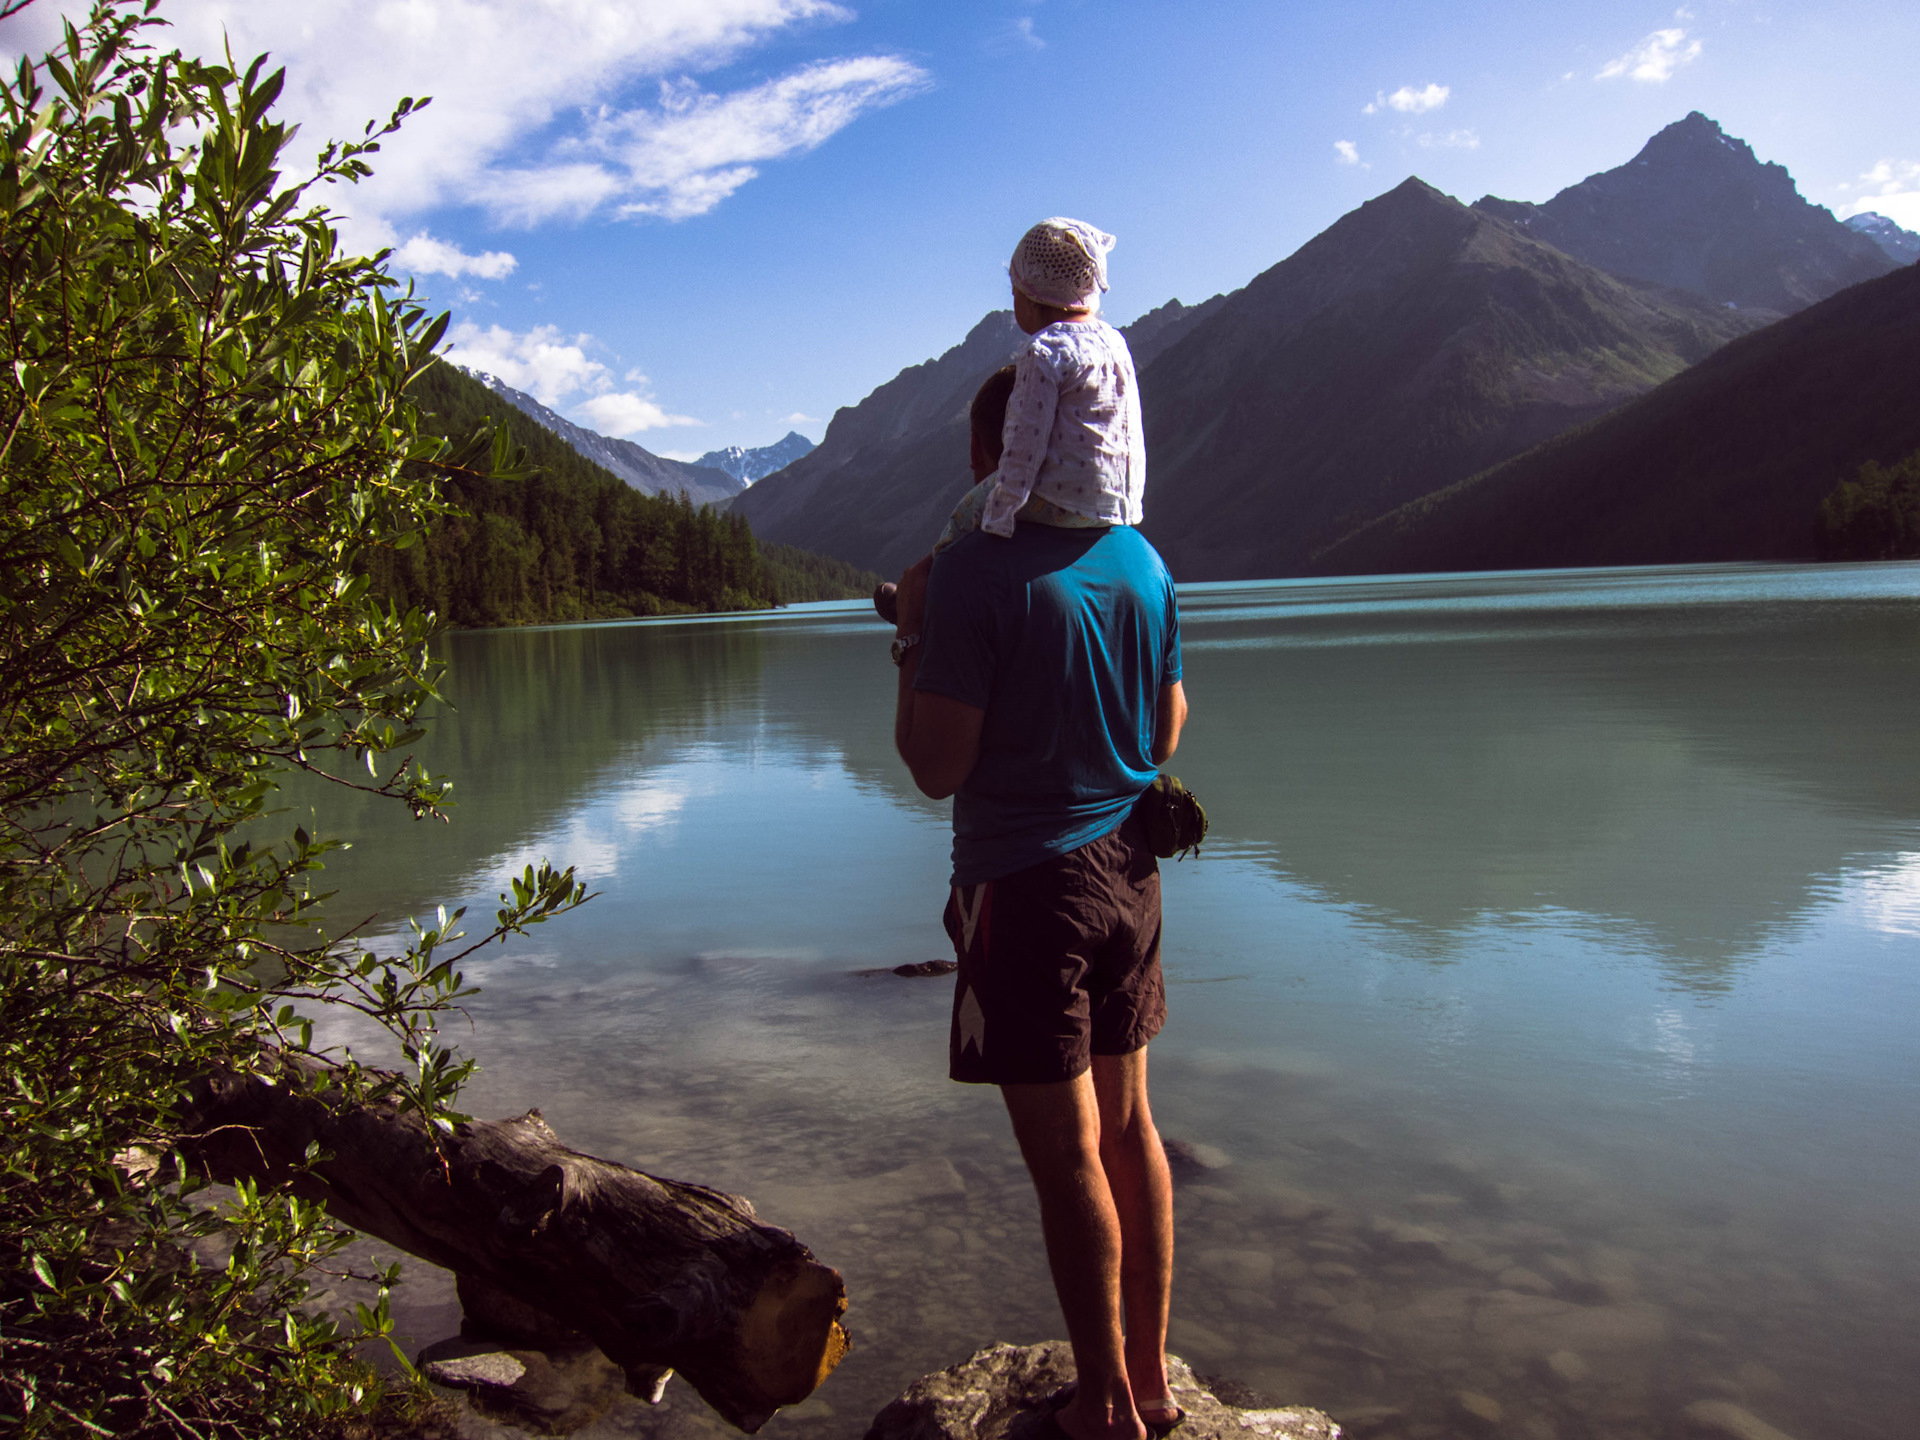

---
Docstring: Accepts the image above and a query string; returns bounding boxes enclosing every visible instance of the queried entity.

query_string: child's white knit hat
[1009,217,1115,311]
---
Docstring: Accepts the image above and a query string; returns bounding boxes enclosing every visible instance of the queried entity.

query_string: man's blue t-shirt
[914,524,1182,886]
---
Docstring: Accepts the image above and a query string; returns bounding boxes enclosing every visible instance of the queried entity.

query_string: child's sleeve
[979,344,1060,537]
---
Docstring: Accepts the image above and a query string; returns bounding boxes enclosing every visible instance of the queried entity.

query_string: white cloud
[1334,140,1362,166]
[4,1,922,250]
[387,232,518,280]
[1859,159,1920,191]
[441,322,611,405]
[1597,28,1702,82]
[478,164,628,228]
[439,320,703,433]
[1838,160,1920,230]
[1418,129,1481,150]
[1366,83,1449,116]
[780,411,820,423]
[570,57,930,222]
[576,392,701,435]
[984,14,1044,55]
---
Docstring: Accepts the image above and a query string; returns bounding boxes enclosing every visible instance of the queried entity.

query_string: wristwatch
[890,633,921,666]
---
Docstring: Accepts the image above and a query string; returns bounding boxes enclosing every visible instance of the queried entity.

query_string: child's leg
[939,478,996,550]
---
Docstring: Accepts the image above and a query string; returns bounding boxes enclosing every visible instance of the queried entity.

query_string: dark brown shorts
[944,816,1165,1086]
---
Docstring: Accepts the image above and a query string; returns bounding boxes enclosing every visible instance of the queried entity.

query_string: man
[891,366,1189,1440]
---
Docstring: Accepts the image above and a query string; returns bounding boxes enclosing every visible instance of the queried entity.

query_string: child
[876,217,1145,623]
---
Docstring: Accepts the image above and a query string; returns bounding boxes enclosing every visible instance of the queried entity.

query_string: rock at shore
[863,1341,1340,1440]
[417,1336,627,1434]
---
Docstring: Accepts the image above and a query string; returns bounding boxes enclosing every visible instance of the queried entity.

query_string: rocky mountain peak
[1637,111,1753,163]
[697,430,816,485]
[1845,211,1920,263]
[1623,111,1796,198]
[1471,113,1895,313]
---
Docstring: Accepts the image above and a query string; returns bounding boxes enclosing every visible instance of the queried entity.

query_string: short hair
[970,365,1017,462]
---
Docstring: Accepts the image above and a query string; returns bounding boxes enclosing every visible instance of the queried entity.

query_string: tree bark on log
[180,1057,848,1433]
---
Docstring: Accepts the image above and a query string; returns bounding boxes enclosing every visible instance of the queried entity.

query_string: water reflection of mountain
[277,618,783,926]
[290,569,1920,993]
[1160,570,1920,986]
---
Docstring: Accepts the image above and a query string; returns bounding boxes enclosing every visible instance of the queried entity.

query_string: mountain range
[697,431,816,484]
[464,370,745,507]
[733,113,1912,581]
[1135,178,1768,579]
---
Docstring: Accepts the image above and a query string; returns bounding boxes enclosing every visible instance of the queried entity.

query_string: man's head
[968,364,1016,481]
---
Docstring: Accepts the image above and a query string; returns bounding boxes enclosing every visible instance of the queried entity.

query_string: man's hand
[894,554,932,637]
[892,555,983,799]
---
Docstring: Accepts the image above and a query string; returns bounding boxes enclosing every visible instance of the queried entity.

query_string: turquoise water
[303,562,1920,1440]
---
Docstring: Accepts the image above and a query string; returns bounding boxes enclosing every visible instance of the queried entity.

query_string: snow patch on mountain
[697,431,817,485]
[1845,212,1920,264]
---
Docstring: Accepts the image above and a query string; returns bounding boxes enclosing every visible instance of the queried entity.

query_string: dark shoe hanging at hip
[1132,773,1208,860]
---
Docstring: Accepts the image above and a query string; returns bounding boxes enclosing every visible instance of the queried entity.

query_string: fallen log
[180,1056,848,1433]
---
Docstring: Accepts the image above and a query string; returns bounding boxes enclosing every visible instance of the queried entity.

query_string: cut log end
[692,1253,850,1432]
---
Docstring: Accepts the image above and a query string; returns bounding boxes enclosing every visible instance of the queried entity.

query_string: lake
[303,561,1920,1440]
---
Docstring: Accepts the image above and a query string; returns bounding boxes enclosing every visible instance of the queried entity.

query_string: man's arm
[1152,681,1188,765]
[893,556,984,799]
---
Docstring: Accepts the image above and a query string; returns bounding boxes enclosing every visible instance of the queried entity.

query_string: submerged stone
[1196,1246,1277,1287]
[418,1337,626,1435]
[1370,1219,1449,1259]
[1496,1266,1554,1295]
[1538,1349,1591,1389]
[1452,1390,1505,1431]
[1679,1400,1803,1440]
[1166,1137,1234,1179]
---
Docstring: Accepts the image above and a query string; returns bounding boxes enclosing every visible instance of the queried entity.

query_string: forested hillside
[363,362,877,625]
[1312,260,1920,575]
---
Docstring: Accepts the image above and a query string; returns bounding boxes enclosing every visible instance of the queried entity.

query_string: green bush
[0,5,581,1434]
[1820,448,1920,560]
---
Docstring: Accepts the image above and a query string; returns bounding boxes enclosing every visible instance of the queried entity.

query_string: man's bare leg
[1090,1049,1175,1421]
[1001,1073,1148,1440]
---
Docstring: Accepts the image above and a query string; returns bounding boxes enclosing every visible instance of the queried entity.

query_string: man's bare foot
[1135,1397,1184,1436]
[1052,1397,1146,1440]
[1043,1379,1147,1440]
[1123,1342,1172,1430]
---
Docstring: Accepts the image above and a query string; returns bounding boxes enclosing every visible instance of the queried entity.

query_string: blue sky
[6,0,1917,458]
